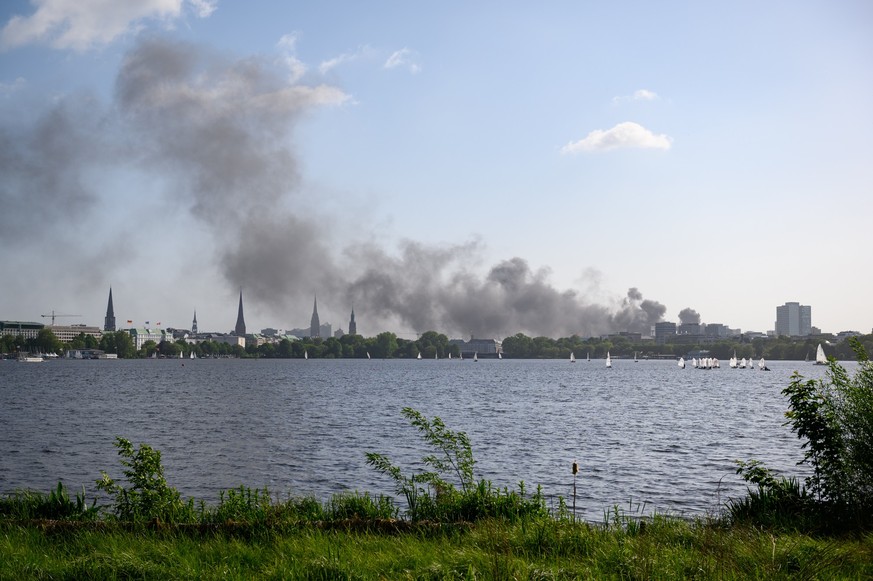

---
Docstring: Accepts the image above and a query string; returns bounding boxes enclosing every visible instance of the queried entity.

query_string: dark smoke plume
[678,308,701,325]
[2,38,672,338]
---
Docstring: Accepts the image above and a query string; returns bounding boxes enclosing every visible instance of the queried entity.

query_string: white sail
[570,352,576,363]
[587,352,590,362]
[678,357,685,369]
[448,352,452,360]
[691,357,698,368]
[304,350,308,360]
[758,357,765,370]
[498,352,502,360]
[367,351,371,359]
[417,352,422,360]
[815,344,827,365]
[739,357,746,369]
[189,351,195,359]
[729,353,737,368]
[473,352,478,362]
[634,351,638,362]
[606,351,612,368]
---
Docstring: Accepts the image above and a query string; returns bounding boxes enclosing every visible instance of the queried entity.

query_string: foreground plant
[96,437,193,522]
[733,338,873,531]
[366,407,546,521]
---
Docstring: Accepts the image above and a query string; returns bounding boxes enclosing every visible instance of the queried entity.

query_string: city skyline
[1,2,871,336]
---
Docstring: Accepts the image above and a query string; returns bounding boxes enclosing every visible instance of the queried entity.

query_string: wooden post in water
[572,461,579,523]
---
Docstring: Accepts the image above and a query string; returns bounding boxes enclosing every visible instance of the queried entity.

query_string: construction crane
[40,311,82,326]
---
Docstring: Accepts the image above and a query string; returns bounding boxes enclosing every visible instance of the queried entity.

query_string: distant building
[104,287,116,332]
[348,308,357,336]
[333,328,344,338]
[234,290,246,336]
[49,325,102,343]
[775,302,811,337]
[677,323,704,335]
[704,323,730,337]
[310,296,320,339]
[0,321,44,340]
[449,337,503,357]
[127,328,173,350]
[654,322,676,344]
[835,331,861,342]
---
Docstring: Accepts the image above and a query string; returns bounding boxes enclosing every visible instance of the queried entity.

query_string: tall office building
[310,295,320,339]
[348,308,356,336]
[234,290,246,336]
[104,287,116,332]
[775,302,812,336]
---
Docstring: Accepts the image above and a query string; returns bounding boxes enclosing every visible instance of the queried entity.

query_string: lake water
[0,357,844,521]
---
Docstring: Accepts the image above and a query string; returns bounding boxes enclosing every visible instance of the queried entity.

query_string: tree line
[3,328,871,361]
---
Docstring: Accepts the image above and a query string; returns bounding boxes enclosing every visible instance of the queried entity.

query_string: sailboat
[366,351,371,360]
[729,352,737,368]
[605,351,612,368]
[304,350,308,360]
[189,350,195,360]
[178,351,183,359]
[739,357,746,369]
[417,352,422,360]
[570,352,576,363]
[587,352,590,362]
[435,352,438,360]
[498,351,502,360]
[814,344,827,365]
[633,351,638,362]
[691,357,698,368]
[758,357,766,370]
[473,352,478,362]
[678,356,685,369]
[448,352,452,360]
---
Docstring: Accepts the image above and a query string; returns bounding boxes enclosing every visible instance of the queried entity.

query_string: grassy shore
[2,515,872,580]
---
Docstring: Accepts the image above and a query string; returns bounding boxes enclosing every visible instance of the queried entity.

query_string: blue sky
[1,1,871,338]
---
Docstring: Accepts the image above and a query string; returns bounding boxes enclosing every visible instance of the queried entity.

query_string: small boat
[814,344,827,365]
[729,352,737,368]
[304,350,308,360]
[691,357,698,368]
[739,357,746,369]
[606,352,611,368]
[473,352,478,362]
[18,355,44,363]
[417,352,422,360]
[570,352,576,363]
[678,357,685,369]
[758,357,766,370]
[448,352,451,360]
[189,351,195,359]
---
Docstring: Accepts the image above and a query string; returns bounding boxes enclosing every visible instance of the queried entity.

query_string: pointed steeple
[234,289,246,336]
[348,307,357,336]
[310,294,320,338]
[104,287,116,332]
[192,309,198,334]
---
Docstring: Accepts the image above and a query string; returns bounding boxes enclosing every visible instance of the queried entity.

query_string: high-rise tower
[348,308,356,336]
[192,310,198,334]
[104,287,116,332]
[310,295,320,339]
[234,290,246,336]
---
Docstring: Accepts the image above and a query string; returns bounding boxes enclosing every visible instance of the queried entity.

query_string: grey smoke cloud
[2,37,671,338]
[678,308,701,325]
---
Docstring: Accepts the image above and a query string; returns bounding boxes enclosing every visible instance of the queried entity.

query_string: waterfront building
[127,327,173,350]
[104,287,116,332]
[234,290,246,336]
[310,296,320,339]
[449,337,503,357]
[0,320,44,340]
[348,308,357,336]
[775,302,812,337]
[654,322,676,344]
[48,325,102,343]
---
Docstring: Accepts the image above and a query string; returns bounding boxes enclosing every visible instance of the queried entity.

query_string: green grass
[2,516,872,580]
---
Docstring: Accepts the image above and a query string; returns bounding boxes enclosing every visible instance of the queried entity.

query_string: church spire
[192,309,198,334]
[104,287,116,332]
[234,289,246,336]
[348,307,357,336]
[310,294,320,338]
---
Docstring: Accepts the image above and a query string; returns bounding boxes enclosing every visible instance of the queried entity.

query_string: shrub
[0,482,98,521]
[96,437,194,522]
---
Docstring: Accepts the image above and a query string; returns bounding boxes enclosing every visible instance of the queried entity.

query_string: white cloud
[384,47,421,74]
[0,76,26,96]
[561,122,672,154]
[612,89,659,104]
[276,32,306,83]
[318,45,373,75]
[0,0,216,51]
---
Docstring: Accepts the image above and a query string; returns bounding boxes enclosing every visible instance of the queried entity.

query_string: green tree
[373,332,398,359]
[32,328,62,354]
